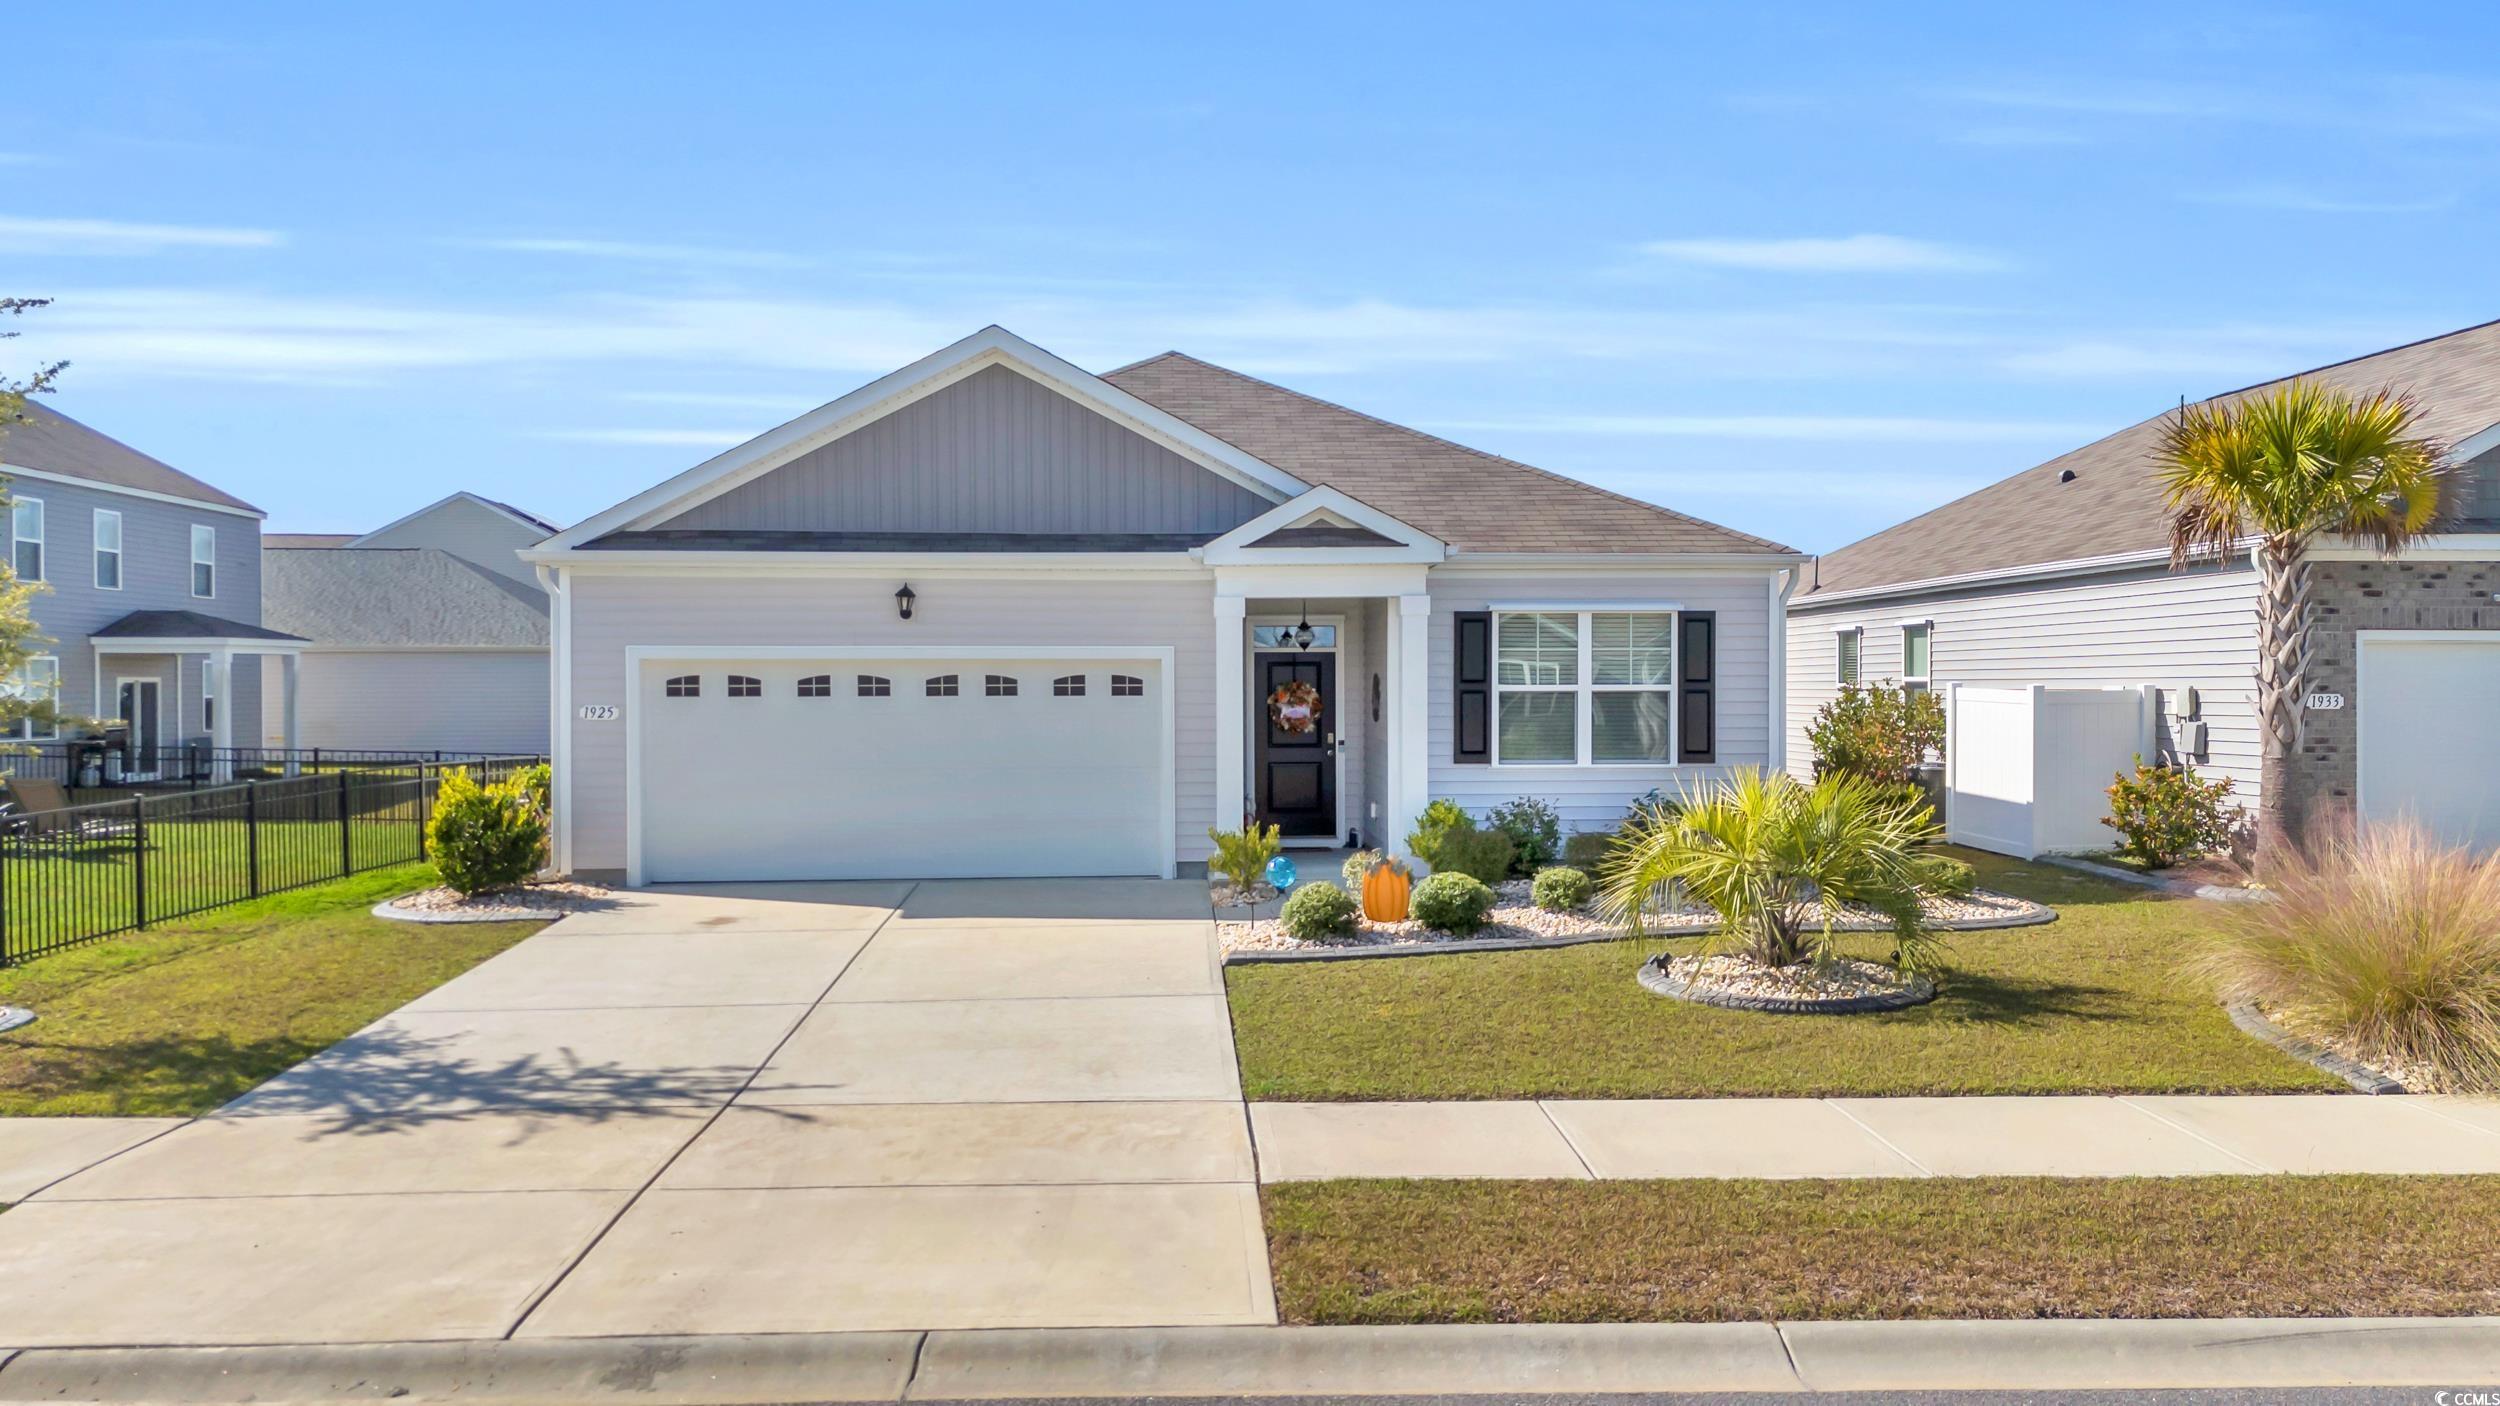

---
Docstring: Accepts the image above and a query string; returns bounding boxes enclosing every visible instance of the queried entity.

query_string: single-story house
[259,493,557,754]
[525,326,1805,883]
[1788,317,2500,850]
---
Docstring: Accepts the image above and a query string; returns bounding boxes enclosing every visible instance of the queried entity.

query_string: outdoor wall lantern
[1287,600,1316,650]
[895,583,916,621]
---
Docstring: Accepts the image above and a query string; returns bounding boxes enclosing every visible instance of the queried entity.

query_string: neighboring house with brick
[1787,318,2500,850]
[0,403,306,777]
[259,493,557,754]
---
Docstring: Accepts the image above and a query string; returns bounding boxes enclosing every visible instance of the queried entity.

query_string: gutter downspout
[534,562,571,875]
[1769,565,1801,776]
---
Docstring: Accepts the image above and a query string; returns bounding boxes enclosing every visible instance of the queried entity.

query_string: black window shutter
[1678,611,1716,764]
[1453,611,1491,764]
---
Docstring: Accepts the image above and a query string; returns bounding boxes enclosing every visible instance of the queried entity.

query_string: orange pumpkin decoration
[1360,860,1413,923]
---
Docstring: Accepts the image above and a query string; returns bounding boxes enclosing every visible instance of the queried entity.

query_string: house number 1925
[578,704,621,721]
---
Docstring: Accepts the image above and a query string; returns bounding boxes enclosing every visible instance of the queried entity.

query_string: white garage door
[634,656,1168,882]
[2359,634,2500,851]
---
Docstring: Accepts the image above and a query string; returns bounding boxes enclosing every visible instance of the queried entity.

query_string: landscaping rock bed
[373,879,614,924]
[1639,952,1938,1014]
[1217,882,2050,955]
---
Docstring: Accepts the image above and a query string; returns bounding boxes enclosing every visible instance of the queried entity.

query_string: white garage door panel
[2359,635,2500,851]
[637,658,1166,882]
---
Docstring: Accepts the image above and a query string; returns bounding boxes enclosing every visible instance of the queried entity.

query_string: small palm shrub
[2193,822,2500,1092]
[1411,871,1496,935]
[1280,881,1361,939]
[1486,796,1561,876]
[1531,866,1592,912]
[1206,823,1283,891]
[427,767,548,895]
[1562,830,1617,875]
[1602,768,1949,974]
[2104,757,2239,868]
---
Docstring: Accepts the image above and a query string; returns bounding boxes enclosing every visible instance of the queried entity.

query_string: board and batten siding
[1785,561,2264,801]
[354,496,548,585]
[561,571,1219,873]
[262,650,550,754]
[1426,569,1780,833]
[660,365,1275,538]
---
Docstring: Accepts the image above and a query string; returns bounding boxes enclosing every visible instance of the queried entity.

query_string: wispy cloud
[534,428,758,447]
[1432,413,2104,442]
[1639,234,2007,274]
[2189,183,2455,215]
[1999,321,2427,380]
[612,389,827,414]
[0,215,283,255]
[451,236,811,270]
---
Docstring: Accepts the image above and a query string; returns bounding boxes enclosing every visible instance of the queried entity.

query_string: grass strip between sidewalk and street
[0,863,541,1117]
[1265,1175,2500,1324]
[1228,851,2339,1099]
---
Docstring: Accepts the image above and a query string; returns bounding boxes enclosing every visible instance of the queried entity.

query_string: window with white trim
[857,674,890,697]
[1491,610,1676,766]
[726,674,762,698]
[1111,674,1144,697]
[203,658,217,732]
[925,674,958,697]
[1900,623,1931,694]
[984,674,1018,697]
[797,674,832,698]
[93,509,122,590]
[664,674,700,698]
[1052,674,1085,696]
[190,524,216,598]
[12,655,58,740]
[1836,627,1862,686]
[11,498,42,583]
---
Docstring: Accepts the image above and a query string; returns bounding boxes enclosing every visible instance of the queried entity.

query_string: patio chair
[0,776,138,846]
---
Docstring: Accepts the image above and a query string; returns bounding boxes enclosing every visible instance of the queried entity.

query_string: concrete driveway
[0,879,1274,1347]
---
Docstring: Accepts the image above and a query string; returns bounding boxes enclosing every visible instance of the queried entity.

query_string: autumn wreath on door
[1267,679,1323,735]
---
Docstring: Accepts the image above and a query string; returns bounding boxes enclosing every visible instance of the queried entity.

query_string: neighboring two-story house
[0,404,304,776]
[1787,318,2500,851]
[260,492,556,753]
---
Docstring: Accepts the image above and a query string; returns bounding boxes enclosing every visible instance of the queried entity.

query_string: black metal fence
[6,740,533,792]
[0,755,546,967]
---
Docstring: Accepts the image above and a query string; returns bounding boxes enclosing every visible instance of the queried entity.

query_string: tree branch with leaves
[0,297,74,750]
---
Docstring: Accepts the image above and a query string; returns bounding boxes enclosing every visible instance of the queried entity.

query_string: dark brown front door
[1255,652,1338,839]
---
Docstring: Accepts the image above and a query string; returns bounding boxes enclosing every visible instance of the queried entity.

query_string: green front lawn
[1227,851,2336,1099]
[1265,1176,2500,1323]
[0,863,540,1116]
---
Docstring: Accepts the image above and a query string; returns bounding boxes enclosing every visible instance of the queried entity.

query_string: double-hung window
[191,525,217,598]
[1900,622,1932,694]
[93,509,122,590]
[1492,609,1676,765]
[11,498,42,583]
[13,656,58,741]
[1835,627,1862,686]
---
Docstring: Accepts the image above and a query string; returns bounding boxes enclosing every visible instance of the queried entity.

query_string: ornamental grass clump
[2193,821,2500,1092]
[425,767,548,895]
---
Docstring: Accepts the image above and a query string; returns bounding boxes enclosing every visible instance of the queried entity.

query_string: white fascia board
[2312,533,2500,561]
[0,463,266,520]
[92,637,305,654]
[521,549,1210,577]
[1212,562,1430,600]
[294,643,549,654]
[2447,420,2500,462]
[1435,551,1805,571]
[539,326,1306,551]
[1790,541,2254,611]
[1199,484,1446,563]
[349,491,554,547]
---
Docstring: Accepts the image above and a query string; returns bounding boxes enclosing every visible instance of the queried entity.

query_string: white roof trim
[350,491,557,548]
[2448,419,2500,463]
[539,326,1309,552]
[0,462,265,520]
[1199,485,1446,565]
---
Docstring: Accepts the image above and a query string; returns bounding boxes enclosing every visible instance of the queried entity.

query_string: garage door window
[797,674,832,698]
[926,675,959,697]
[727,675,762,698]
[1112,674,1144,697]
[665,674,700,698]
[1053,674,1085,696]
[985,674,1019,697]
[857,674,890,697]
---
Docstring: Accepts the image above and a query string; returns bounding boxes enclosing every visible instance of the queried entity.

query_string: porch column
[207,648,233,781]
[281,654,301,777]
[1212,594,1248,834]
[1387,593,1432,862]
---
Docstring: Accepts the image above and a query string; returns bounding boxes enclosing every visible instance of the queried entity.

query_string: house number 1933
[578,704,621,721]
[2304,692,2345,711]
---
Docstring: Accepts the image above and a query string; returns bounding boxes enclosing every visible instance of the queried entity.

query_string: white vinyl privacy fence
[1943,683,2159,859]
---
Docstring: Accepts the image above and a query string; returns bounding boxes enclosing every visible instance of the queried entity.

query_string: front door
[1255,652,1337,839]
[116,680,160,773]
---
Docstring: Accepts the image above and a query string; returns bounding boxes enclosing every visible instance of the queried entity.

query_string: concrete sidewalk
[1251,1093,2500,1180]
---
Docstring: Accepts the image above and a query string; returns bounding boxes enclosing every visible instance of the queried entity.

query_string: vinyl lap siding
[1426,569,1779,833]
[1785,562,2263,801]
[353,497,547,584]
[265,650,550,753]
[659,366,1273,537]
[562,572,1218,872]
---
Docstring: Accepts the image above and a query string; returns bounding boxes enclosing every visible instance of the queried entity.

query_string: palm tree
[2156,381,2451,850]
[1600,769,1955,974]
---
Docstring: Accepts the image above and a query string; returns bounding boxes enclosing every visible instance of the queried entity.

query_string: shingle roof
[0,403,260,513]
[263,548,549,648]
[95,609,304,643]
[265,533,357,549]
[1807,317,2500,599]
[584,530,1216,552]
[1103,354,1795,556]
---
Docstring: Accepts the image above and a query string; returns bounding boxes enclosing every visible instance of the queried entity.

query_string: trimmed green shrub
[1531,865,1593,912]
[2103,756,2239,868]
[1411,870,1497,934]
[1406,798,1472,868]
[1913,853,1976,897]
[426,767,548,895]
[1808,681,1946,783]
[1342,849,1387,887]
[1280,881,1361,940]
[1486,797,1562,876]
[1436,826,1515,886]
[1562,830,1618,875]
[1206,823,1283,891]
[512,761,552,817]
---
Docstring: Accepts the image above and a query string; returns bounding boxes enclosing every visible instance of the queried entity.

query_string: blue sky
[5,2,2496,551]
